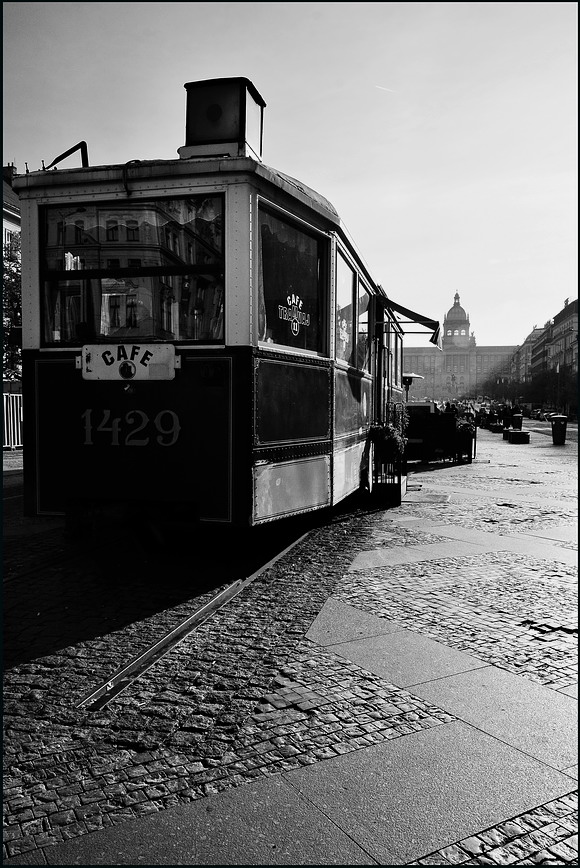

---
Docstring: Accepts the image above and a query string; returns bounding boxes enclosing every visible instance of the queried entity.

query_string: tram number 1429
[81,409,181,447]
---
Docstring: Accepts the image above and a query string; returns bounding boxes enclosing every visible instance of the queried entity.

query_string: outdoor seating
[404,409,475,465]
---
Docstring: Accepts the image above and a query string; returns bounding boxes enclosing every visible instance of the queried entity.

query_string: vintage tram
[15,78,439,528]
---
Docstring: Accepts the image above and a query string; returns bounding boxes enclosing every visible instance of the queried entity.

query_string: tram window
[43,273,224,342]
[393,333,402,386]
[336,253,355,365]
[357,286,371,371]
[258,208,326,353]
[41,195,224,344]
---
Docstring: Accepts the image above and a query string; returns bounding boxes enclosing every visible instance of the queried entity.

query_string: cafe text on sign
[81,344,177,380]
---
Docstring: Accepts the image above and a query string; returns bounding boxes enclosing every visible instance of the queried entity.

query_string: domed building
[443,292,471,349]
[404,293,516,402]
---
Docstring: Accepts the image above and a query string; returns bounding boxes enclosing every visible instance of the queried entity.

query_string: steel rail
[75,531,310,711]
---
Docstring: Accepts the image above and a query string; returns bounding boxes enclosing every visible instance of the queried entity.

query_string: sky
[3,1,577,347]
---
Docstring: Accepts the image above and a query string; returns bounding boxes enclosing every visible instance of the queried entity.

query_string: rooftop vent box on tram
[177,77,266,161]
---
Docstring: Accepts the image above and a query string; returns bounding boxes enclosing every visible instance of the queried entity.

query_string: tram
[15,78,440,527]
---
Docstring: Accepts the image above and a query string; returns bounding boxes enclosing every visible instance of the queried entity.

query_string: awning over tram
[383,297,442,350]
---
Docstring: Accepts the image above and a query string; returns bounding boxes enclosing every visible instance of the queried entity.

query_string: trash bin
[550,415,567,445]
[512,414,523,430]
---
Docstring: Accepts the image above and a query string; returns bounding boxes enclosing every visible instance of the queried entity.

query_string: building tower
[443,292,470,349]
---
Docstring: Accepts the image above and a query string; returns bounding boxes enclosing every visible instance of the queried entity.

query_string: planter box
[455,433,475,463]
[508,431,530,444]
[373,473,407,506]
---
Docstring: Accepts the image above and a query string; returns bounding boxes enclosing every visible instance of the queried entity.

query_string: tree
[3,235,22,380]
[529,366,578,414]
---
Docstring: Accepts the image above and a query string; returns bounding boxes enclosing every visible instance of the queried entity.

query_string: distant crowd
[431,400,523,428]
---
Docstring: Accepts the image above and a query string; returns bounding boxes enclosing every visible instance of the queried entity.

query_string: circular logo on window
[278,294,311,337]
[119,361,136,380]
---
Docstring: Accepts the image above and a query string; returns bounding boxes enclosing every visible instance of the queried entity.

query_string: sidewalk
[3,447,23,474]
[3,428,578,865]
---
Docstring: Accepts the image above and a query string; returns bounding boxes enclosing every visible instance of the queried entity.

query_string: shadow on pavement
[3,511,315,671]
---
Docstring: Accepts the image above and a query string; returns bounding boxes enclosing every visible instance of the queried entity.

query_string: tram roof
[13,155,440,336]
[12,155,338,217]
[13,153,383,293]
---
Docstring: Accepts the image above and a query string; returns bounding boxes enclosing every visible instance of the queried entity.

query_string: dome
[446,292,467,321]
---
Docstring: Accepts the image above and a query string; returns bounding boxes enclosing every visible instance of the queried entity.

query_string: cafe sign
[80,344,177,380]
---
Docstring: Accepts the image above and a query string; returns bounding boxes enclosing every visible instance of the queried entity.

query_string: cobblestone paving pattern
[395,497,577,535]
[408,791,578,865]
[246,639,455,746]
[3,510,458,860]
[411,465,577,500]
[350,522,451,547]
[336,551,578,689]
[3,531,83,582]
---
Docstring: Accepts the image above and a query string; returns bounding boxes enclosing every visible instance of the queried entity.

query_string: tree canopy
[3,235,22,380]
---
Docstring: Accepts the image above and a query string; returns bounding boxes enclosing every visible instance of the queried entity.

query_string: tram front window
[41,195,224,345]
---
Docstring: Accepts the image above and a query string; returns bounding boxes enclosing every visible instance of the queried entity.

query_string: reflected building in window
[41,196,224,344]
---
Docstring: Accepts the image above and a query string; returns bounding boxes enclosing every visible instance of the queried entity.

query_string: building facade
[3,164,20,247]
[528,300,578,379]
[550,298,578,374]
[403,292,516,402]
[511,327,545,385]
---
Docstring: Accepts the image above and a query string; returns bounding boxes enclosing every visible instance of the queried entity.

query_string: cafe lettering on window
[278,294,311,337]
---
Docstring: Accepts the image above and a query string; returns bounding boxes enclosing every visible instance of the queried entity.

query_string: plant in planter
[370,422,406,462]
[456,418,475,436]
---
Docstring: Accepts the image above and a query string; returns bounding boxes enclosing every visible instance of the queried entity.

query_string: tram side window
[336,253,355,366]
[393,332,402,387]
[40,195,224,345]
[258,209,326,354]
[357,285,371,371]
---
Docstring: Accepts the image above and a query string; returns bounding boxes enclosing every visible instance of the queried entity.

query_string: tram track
[75,531,310,712]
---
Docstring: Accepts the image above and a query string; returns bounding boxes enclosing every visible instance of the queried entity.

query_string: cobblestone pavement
[336,551,577,689]
[3,429,578,864]
[409,791,578,865]
[6,511,459,859]
[394,496,577,535]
